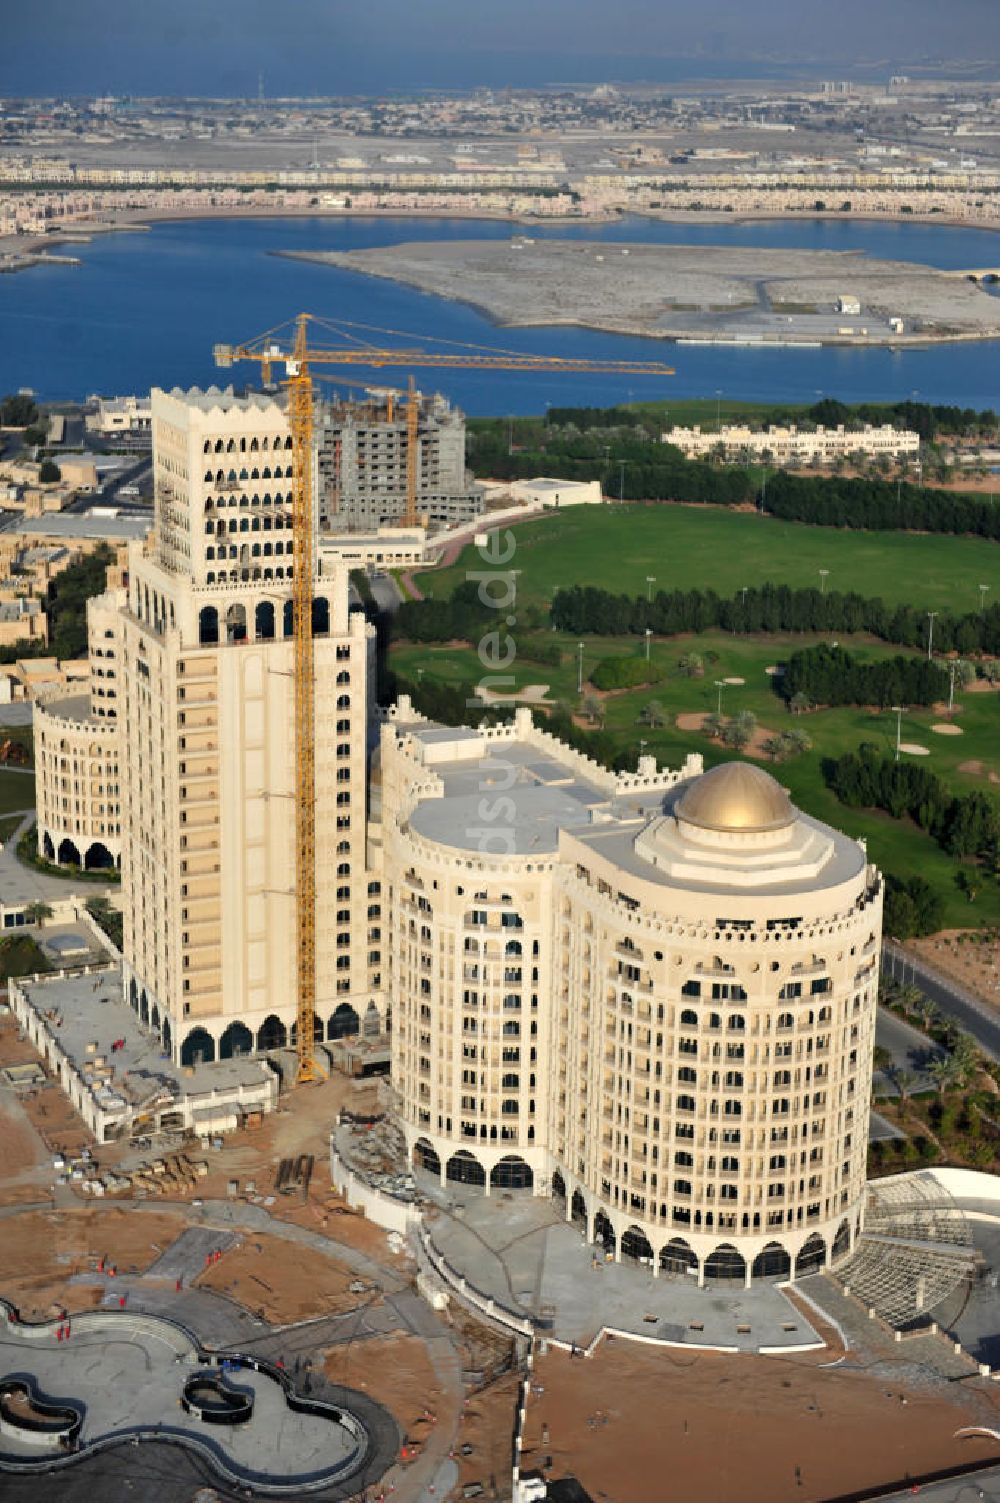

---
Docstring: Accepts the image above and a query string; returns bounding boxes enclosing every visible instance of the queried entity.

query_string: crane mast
[214,314,674,1085]
[286,317,320,1082]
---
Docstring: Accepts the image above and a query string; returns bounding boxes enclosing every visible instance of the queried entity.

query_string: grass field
[390,627,1000,930]
[0,770,34,817]
[414,505,1000,617]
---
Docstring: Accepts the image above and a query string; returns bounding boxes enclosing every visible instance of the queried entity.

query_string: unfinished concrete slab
[144,1227,238,1284]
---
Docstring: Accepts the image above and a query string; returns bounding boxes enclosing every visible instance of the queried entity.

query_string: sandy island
[278,238,1000,347]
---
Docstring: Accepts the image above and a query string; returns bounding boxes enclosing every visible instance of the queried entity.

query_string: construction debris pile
[75,1148,210,1199]
[335,1110,418,1202]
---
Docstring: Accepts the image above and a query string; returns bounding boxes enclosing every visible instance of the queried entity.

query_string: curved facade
[380,706,883,1285]
[34,693,121,870]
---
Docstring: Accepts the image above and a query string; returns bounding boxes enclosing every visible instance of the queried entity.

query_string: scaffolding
[838,1172,979,1328]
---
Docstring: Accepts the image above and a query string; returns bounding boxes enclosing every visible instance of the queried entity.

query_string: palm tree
[640,699,667,729]
[762,735,786,763]
[891,1066,917,1102]
[23,901,53,929]
[899,984,923,1018]
[872,1044,893,1075]
[927,1054,962,1095]
[913,997,940,1031]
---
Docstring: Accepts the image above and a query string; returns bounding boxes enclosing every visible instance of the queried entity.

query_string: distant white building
[86,395,152,437]
[505,477,604,508]
[836,295,862,316]
[662,422,920,466]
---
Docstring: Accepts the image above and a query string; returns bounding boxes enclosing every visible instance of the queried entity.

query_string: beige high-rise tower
[117,386,382,1065]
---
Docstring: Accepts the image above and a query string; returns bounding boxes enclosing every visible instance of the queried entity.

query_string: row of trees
[392,581,549,645]
[827,745,1000,860]
[781,644,950,710]
[551,581,1000,657]
[764,470,1000,540]
[531,398,998,443]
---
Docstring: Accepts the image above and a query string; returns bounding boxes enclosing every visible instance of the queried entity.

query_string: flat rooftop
[407,734,613,857]
[37,691,92,720]
[5,514,151,541]
[402,726,866,896]
[16,968,273,1114]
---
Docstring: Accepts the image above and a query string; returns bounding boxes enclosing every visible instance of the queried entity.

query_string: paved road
[868,1110,905,1142]
[369,570,404,615]
[884,941,1000,1062]
[874,1004,945,1095]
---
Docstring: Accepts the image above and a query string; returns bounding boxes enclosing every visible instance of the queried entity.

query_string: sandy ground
[675,709,783,760]
[958,759,1000,783]
[324,1331,443,1448]
[456,1372,523,1496]
[932,722,964,734]
[0,1011,94,1203]
[899,741,931,755]
[0,1206,187,1320]
[291,239,1000,346]
[910,930,1000,1006]
[194,1231,378,1325]
[520,1342,1000,1503]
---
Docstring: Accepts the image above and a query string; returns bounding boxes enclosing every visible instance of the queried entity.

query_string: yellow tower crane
[214,312,674,1084]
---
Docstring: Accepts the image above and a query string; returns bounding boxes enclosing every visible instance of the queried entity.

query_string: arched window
[255,601,275,641]
[312,596,330,636]
[198,606,219,646]
[680,1008,698,1026]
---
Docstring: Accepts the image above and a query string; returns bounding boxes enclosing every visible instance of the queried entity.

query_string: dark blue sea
[2,213,999,414]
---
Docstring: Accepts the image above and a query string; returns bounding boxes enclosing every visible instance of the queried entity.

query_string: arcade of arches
[410,1143,856,1287]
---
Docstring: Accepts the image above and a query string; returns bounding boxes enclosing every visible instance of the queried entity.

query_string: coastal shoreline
[273,245,1000,350]
[2,201,999,270]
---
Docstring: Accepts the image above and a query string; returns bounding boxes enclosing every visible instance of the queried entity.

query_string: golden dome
[676,762,795,834]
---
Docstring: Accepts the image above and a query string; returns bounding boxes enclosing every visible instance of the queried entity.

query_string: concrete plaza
[421,1189,822,1353]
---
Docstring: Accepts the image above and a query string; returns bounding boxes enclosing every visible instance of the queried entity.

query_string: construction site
[3,315,1000,1503]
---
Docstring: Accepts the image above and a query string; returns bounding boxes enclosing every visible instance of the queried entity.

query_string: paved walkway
[424,1192,821,1352]
[0,812,118,907]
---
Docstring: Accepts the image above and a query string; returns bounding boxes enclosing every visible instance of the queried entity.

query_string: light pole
[577,642,584,694]
[645,627,652,662]
[715,679,726,716]
[948,660,957,717]
[892,704,905,762]
[508,569,522,611]
[819,568,829,595]
[618,459,628,503]
[646,575,656,602]
[926,610,938,660]
[980,584,990,615]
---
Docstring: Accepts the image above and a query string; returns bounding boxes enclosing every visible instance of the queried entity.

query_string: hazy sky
[2,0,997,96]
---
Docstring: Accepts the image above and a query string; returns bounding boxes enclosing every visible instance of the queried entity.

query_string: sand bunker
[676,712,708,731]
[959,760,985,774]
[723,676,746,685]
[931,723,964,736]
[900,743,931,756]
